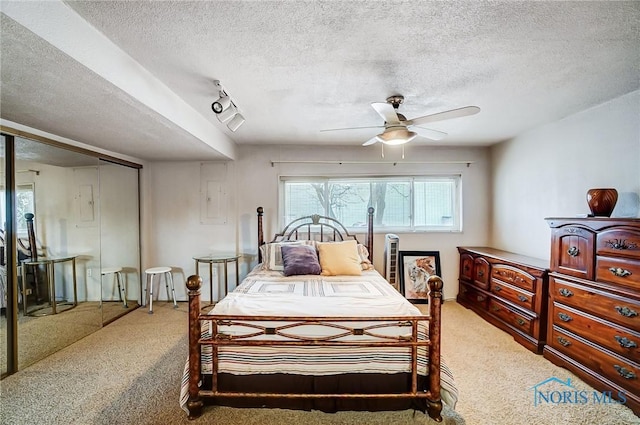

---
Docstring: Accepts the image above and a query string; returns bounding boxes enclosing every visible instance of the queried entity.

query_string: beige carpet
[0,301,136,372]
[0,301,638,425]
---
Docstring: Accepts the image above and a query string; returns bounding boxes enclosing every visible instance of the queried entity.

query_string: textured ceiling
[1,1,639,162]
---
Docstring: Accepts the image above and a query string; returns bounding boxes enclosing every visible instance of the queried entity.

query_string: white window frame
[279,175,462,233]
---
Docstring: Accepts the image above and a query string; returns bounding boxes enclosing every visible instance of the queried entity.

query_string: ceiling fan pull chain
[381,144,384,158]
[402,145,405,159]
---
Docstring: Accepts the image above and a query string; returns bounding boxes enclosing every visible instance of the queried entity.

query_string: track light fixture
[211,95,231,114]
[211,80,245,132]
[227,113,245,131]
[217,103,238,123]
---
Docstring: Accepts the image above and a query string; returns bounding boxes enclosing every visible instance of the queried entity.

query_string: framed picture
[398,251,442,303]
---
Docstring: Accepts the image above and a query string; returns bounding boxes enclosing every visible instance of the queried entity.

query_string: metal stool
[144,266,177,314]
[101,267,127,308]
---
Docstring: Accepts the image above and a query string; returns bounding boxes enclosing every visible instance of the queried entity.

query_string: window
[280,176,461,232]
[0,183,36,235]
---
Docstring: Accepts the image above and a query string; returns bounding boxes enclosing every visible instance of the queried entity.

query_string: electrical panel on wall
[73,167,99,228]
[384,233,400,291]
[200,162,228,225]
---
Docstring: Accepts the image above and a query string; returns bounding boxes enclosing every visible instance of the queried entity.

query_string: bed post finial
[186,275,203,419]
[257,207,264,264]
[367,207,374,262]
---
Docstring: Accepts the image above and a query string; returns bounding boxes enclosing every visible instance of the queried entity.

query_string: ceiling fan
[321,95,480,147]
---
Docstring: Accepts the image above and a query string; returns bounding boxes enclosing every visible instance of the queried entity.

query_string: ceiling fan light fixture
[376,129,417,145]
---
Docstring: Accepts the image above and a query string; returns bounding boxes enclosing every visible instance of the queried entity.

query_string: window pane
[327,181,369,226]
[372,181,410,227]
[414,180,455,227]
[281,175,461,232]
[16,184,35,235]
[283,182,324,223]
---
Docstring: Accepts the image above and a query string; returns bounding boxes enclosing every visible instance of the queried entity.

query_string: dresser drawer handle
[491,305,501,312]
[557,337,571,347]
[477,270,485,277]
[517,295,528,302]
[558,313,572,322]
[476,295,485,302]
[605,239,638,250]
[567,246,579,257]
[614,336,637,349]
[613,365,637,380]
[464,264,470,272]
[615,306,638,318]
[516,318,526,326]
[559,288,573,297]
[609,267,632,278]
[493,285,502,292]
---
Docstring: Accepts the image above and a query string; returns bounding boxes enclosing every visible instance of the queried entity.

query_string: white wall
[490,90,640,261]
[143,161,238,301]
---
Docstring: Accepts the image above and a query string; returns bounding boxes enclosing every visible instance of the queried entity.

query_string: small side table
[193,253,240,307]
[20,255,78,316]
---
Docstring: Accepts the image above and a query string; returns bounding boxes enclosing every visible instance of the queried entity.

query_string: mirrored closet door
[1,132,141,375]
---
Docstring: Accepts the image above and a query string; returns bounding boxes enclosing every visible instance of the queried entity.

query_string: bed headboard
[257,206,375,263]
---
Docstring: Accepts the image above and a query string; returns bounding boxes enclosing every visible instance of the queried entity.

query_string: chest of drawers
[545,218,640,416]
[457,247,549,353]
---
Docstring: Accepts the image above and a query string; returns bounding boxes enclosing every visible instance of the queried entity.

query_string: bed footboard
[185,274,444,422]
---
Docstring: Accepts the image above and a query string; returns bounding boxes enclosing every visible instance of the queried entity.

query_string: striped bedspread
[180,268,458,410]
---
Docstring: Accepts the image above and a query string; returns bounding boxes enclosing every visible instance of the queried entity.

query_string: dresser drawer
[473,257,490,289]
[549,326,640,396]
[460,253,474,281]
[597,228,640,260]
[488,298,533,334]
[458,281,489,310]
[550,226,595,279]
[491,264,536,292]
[549,276,640,330]
[490,278,534,311]
[550,302,640,362]
[596,256,640,291]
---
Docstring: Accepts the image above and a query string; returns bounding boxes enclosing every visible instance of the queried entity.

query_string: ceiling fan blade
[320,125,384,132]
[408,106,480,126]
[362,136,379,146]
[412,126,448,141]
[371,102,400,124]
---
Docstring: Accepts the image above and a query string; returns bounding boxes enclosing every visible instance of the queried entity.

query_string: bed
[180,207,456,422]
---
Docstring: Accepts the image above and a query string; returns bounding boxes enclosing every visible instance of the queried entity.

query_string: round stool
[144,266,177,314]
[101,267,127,308]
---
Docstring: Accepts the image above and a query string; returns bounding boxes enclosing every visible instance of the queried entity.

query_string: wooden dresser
[545,218,640,415]
[457,247,549,353]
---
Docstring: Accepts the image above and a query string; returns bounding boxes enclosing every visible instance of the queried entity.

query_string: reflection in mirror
[99,161,140,324]
[9,137,103,369]
[1,134,7,377]
[0,134,141,373]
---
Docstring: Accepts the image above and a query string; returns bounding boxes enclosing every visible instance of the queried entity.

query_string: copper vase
[586,188,618,217]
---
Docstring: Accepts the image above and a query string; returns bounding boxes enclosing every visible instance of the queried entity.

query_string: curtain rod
[270,160,474,167]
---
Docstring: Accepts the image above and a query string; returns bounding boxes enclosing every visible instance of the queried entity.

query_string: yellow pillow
[317,240,362,276]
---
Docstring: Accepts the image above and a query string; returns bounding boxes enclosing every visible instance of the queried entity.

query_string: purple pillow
[281,244,321,276]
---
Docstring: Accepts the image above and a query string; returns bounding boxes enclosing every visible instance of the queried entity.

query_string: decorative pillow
[357,243,375,270]
[260,240,315,271]
[281,244,321,276]
[317,240,362,276]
